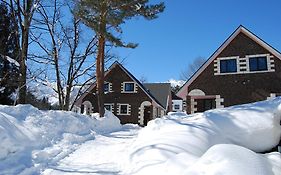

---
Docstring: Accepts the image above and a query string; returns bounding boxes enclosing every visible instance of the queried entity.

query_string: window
[124,82,135,92]
[104,104,112,112]
[104,83,109,93]
[249,57,267,71]
[174,104,180,110]
[118,104,130,115]
[220,59,237,73]
[120,105,128,114]
[204,99,215,111]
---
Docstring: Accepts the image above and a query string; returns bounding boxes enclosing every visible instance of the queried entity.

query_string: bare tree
[29,0,100,110]
[180,56,206,80]
[139,75,148,84]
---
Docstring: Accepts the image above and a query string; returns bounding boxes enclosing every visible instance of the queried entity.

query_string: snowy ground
[0,98,281,175]
[43,125,139,175]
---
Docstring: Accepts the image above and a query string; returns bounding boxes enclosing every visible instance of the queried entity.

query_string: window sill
[121,91,137,93]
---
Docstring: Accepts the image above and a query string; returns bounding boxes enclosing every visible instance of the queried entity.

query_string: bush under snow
[0,105,121,174]
[125,98,281,175]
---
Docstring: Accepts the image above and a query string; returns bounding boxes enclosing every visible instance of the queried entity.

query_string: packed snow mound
[0,105,121,174]
[126,98,281,174]
[185,144,281,175]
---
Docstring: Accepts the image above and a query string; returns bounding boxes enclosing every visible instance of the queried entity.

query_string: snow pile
[0,105,121,174]
[166,79,185,87]
[184,144,281,175]
[126,98,281,175]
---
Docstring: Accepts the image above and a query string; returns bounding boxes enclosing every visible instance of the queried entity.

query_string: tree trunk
[18,22,29,104]
[53,47,64,109]
[95,4,106,117]
[64,83,71,111]
[96,34,105,117]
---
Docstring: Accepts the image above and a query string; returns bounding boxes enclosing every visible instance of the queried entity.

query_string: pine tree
[75,0,165,117]
[0,3,19,105]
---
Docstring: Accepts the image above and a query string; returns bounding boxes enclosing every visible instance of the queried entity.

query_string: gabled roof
[172,91,183,100]
[75,61,165,110]
[143,83,171,110]
[176,25,281,98]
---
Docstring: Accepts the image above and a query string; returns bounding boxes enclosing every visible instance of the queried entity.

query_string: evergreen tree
[0,3,19,105]
[75,0,165,117]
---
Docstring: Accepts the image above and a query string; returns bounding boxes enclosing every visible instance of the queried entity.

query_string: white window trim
[214,54,275,75]
[246,54,273,73]
[104,82,113,93]
[215,56,239,75]
[117,103,131,115]
[104,103,114,112]
[121,82,137,93]
[174,104,180,110]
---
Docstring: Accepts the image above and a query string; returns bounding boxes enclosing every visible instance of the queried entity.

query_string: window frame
[104,103,113,112]
[118,104,130,115]
[249,56,268,72]
[122,82,136,93]
[104,82,112,93]
[174,104,180,110]
[219,58,237,73]
[104,82,110,93]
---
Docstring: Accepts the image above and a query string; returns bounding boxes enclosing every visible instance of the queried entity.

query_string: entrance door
[143,106,151,126]
[196,98,216,112]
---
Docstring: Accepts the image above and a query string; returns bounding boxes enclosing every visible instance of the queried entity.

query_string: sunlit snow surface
[125,98,281,175]
[0,98,281,175]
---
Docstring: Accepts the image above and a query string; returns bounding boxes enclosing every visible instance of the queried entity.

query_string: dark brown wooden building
[74,61,172,125]
[177,25,281,113]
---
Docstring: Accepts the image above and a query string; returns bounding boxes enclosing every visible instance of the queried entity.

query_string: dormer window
[249,56,267,71]
[220,59,237,73]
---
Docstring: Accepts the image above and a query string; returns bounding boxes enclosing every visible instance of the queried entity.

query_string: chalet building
[177,25,281,114]
[171,92,183,112]
[73,61,172,126]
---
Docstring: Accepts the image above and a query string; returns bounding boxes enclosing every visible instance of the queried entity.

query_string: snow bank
[0,105,121,174]
[185,144,281,175]
[126,98,281,174]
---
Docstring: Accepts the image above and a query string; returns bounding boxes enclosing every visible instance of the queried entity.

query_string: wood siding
[188,32,281,107]
[82,64,153,124]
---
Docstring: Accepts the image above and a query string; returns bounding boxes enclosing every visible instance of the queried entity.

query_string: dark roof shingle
[143,83,171,110]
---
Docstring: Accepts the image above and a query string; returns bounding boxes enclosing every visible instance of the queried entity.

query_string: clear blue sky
[111,0,281,83]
